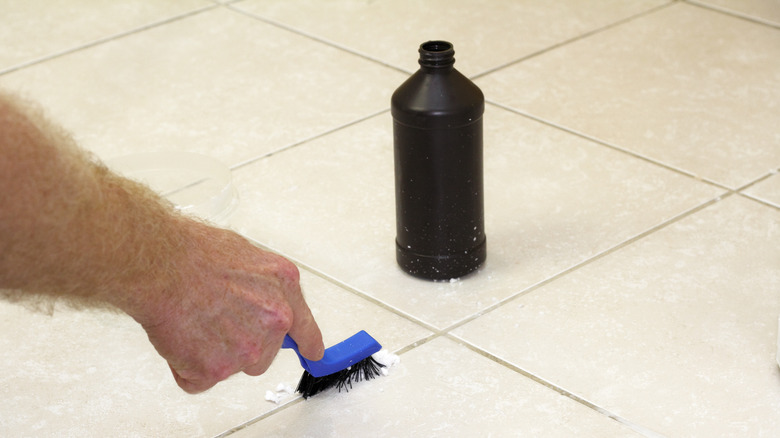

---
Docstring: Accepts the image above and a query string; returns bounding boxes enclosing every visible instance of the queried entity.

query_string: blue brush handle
[282,334,310,371]
[282,331,382,378]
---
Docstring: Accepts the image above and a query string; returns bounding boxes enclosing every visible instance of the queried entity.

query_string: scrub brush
[282,331,384,399]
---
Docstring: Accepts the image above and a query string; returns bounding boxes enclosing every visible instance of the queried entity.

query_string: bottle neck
[418,40,455,71]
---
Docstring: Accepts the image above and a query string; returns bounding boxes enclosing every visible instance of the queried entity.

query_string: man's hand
[125,220,325,394]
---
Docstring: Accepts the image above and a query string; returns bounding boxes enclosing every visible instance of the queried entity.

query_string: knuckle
[272,256,300,285]
[269,302,294,332]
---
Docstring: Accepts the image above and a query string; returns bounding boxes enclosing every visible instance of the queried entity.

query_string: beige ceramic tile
[0,7,405,166]
[0,0,211,73]
[228,105,723,329]
[454,196,780,437]
[229,337,644,438]
[744,173,780,208]
[477,3,780,189]
[692,0,780,26]
[0,270,427,437]
[233,0,669,76]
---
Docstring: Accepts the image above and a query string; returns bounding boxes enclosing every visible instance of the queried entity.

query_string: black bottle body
[391,41,486,280]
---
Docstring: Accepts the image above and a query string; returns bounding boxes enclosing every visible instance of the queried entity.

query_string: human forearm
[0,92,182,310]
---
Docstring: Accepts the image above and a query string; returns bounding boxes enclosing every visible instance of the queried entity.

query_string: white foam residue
[275,383,294,394]
[265,383,295,404]
[372,349,400,376]
[264,390,281,404]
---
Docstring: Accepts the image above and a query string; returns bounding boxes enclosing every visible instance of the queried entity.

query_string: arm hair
[0,91,188,313]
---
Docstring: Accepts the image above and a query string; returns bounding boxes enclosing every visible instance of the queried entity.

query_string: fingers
[269,256,325,361]
[168,328,320,392]
[169,364,220,395]
[169,335,285,390]
[170,359,264,393]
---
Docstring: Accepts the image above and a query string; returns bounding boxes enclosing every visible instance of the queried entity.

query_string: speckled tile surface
[0,0,212,73]
[229,337,645,438]
[691,0,780,25]
[744,173,780,208]
[0,7,405,166]
[232,0,670,76]
[453,196,780,437]
[1,1,779,437]
[476,2,780,189]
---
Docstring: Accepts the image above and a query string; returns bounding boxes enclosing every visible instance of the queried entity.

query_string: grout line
[733,169,780,211]
[734,169,779,193]
[233,0,679,82]
[739,191,780,211]
[684,0,780,30]
[470,1,680,80]
[0,4,219,77]
[209,250,445,438]
[224,4,411,76]
[208,245,443,438]
[439,192,731,335]
[450,335,667,438]
[238,234,442,335]
[298,262,443,334]
[213,332,442,438]
[486,100,733,192]
[393,332,442,355]
[237,234,457,405]
[298,263,444,335]
[230,108,390,171]
[213,397,306,438]
[738,192,780,211]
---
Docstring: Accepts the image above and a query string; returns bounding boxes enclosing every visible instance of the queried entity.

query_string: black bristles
[295,356,385,399]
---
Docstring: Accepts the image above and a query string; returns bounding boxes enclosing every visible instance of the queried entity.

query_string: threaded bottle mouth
[418,40,455,68]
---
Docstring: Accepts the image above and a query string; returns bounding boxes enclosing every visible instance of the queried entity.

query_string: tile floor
[1,1,779,437]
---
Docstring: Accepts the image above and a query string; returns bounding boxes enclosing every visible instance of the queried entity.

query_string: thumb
[285,291,325,361]
[287,316,324,361]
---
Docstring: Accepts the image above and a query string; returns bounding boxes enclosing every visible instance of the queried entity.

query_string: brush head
[295,355,385,399]
[282,331,384,398]
[283,330,382,377]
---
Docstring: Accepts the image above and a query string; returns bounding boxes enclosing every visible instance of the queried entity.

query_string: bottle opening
[421,41,452,53]
[418,40,455,68]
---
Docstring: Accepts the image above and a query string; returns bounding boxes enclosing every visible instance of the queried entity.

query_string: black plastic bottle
[391,40,486,280]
